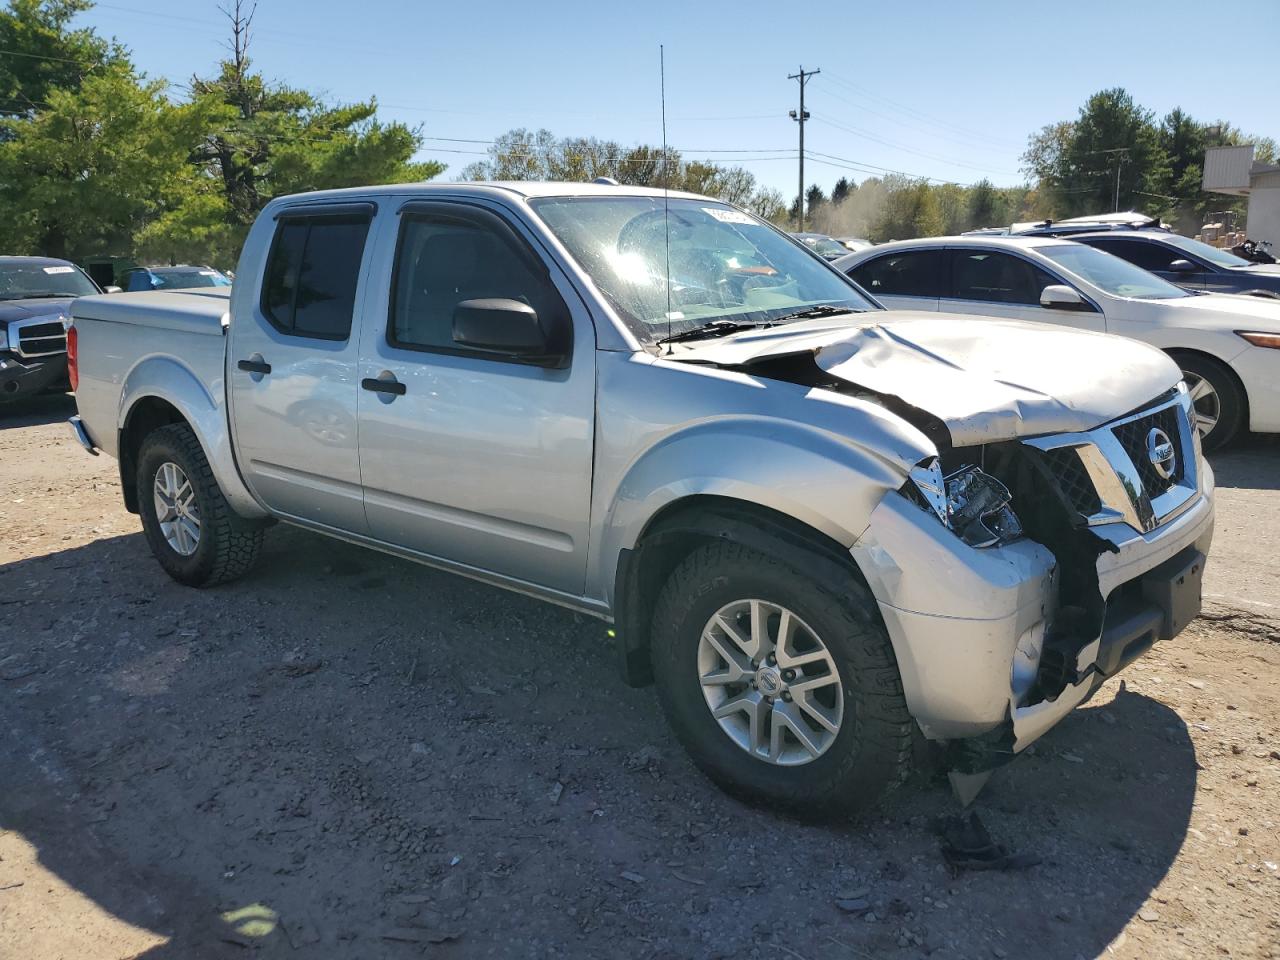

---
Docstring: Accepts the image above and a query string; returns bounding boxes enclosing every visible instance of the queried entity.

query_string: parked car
[124,264,233,292]
[0,256,106,404]
[791,232,850,260]
[1014,226,1280,299]
[69,183,1213,814]
[835,237,874,253]
[836,236,1280,449]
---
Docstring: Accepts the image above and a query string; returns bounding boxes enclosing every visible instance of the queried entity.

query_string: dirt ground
[2,394,1278,960]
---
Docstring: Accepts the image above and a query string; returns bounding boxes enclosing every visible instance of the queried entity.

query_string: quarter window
[951,250,1056,305]
[849,249,946,297]
[389,211,567,354]
[261,215,371,340]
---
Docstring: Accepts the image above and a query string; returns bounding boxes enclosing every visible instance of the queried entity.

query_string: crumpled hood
[0,296,75,326]
[674,312,1182,446]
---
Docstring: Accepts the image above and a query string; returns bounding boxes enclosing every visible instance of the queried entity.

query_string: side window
[1084,237,1178,272]
[389,211,567,354]
[261,215,371,340]
[850,250,945,297]
[951,250,1057,305]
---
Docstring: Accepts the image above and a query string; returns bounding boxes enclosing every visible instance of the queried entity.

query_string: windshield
[153,268,232,289]
[0,261,98,300]
[1037,243,1191,300]
[802,236,849,259]
[530,197,876,344]
[1160,233,1251,268]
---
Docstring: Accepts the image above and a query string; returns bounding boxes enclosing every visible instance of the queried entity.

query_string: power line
[811,113,1020,177]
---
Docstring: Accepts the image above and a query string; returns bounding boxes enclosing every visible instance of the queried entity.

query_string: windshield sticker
[702,208,756,226]
[43,265,75,274]
[199,270,219,276]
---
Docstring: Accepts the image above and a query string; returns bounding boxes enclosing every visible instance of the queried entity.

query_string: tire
[650,540,913,819]
[1172,353,1245,451]
[136,423,264,586]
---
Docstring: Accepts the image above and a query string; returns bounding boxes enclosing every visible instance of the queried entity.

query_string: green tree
[146,1,442,264]
[871,178,943,241]
[830,176,853,206]
[0,0,123,117]
[0,61,210,259]
[1022,88,1170,217]
[967,178,1005,228]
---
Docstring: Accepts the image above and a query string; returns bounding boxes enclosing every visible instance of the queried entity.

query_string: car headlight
[906,458,1023,548]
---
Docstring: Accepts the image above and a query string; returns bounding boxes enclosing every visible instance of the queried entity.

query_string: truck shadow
[0,391,75,429]
[0,526,1198,959]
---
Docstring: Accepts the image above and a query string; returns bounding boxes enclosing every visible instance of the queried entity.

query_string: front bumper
[851,460,1215,759]
[0,352,67,402]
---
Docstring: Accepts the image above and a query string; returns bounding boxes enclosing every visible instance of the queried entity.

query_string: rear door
[940,247,1106,332]
[228,203,376,533]
[844,248,946,311]
[354,199,596,596]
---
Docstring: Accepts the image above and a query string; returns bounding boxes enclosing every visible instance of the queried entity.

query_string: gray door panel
[355,201,595,595]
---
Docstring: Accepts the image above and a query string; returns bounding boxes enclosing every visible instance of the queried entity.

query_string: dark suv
[1018,228,1280,299]
[1,256,103,404]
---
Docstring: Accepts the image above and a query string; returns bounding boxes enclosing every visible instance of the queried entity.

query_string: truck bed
[71,289,232,461]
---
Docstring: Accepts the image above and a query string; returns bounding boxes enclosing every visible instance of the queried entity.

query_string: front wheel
[1173,353,1245,451]
[650,541,913,818]
[136,423,264,586]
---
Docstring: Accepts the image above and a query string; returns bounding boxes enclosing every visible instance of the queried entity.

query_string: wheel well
[1163,347,1250,422]
[612,495,867,687]
[118,397,188,513]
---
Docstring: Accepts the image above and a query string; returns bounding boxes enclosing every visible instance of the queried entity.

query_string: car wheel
[136,423,264,586]
[650,540,913,818]
[1173,354,1244,451]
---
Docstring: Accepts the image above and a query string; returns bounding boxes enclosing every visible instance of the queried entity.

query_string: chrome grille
[15,321,66,358]
[1111,405,1185,499]
[1041,446,1102,517]
[1023,387,1200,534]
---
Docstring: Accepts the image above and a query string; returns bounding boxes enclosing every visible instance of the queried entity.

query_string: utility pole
[788,66,819,231]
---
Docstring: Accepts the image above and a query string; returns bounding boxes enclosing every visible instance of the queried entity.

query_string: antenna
[660,43,672,352]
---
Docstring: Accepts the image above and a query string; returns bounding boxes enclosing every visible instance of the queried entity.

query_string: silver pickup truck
[68,182,1214,814]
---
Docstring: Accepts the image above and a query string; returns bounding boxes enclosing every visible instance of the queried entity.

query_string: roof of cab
[266,180,717,209]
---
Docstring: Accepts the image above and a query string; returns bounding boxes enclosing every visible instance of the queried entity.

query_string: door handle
[362,377,406,397]
[237,358,272,375]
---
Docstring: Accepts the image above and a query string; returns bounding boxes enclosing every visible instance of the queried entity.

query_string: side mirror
[1167,259,1196,274]
[452,298,569,368]
[102,285,122,294]
[1039,284,1092,312]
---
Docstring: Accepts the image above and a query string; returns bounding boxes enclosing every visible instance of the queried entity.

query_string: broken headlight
[906,459,1023,548]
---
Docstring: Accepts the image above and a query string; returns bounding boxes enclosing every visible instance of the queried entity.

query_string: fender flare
[117,355,268,519]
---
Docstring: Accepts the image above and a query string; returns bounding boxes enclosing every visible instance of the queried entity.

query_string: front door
[939,248,1106,332]
[355,199,596,596]
[845,248,945,312]
[228,204,375,533]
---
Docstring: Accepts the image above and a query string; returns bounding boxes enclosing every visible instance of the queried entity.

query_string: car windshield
[530,197,876,344]
[1159,233,1252,268]
[1037,243,1191,300]
[0,261,98,300]
[803,236,850,258]
[152,268,232,289]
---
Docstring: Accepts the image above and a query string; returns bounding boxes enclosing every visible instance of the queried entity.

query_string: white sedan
[835,235,1280,448]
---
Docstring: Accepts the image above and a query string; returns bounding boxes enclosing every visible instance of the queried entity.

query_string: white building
[1203,144,1280,247]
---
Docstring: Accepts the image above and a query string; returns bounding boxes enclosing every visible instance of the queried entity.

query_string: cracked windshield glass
[532,196,875,343]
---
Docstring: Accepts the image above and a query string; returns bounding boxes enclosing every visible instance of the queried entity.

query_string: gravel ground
[1,394,1278,960]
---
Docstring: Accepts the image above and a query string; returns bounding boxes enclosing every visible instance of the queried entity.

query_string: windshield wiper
[768,303,858,323]
[655,319,774,346]
[0,292,72,300]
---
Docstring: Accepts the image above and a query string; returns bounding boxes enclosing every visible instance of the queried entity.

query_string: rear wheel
[650,540,913,818]
[136,423,264,586]
[1173,353,1244,451]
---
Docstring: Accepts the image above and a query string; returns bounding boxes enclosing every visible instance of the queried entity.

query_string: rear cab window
[262,212,373,340]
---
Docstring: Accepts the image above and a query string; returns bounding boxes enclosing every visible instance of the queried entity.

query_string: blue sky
[77,0,1280,197]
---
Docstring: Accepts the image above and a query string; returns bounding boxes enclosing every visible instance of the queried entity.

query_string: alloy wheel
[1182,371,1220,440]
[153,461,201,557]
[697,599,844,766]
